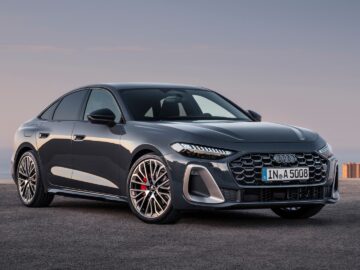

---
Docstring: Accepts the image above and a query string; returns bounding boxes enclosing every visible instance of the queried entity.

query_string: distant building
[342,163,360,178]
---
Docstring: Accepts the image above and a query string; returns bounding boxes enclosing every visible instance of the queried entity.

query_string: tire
[16,151,54,207]
[271,205,324,219]
[127,154,180,224]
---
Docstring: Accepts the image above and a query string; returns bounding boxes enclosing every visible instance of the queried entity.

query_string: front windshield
[119,88,251,121]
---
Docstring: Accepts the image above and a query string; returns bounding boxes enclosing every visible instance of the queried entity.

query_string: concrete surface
[0,179,12,184]
[0,180,359,269]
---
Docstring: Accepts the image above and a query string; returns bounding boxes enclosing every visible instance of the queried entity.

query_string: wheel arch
[129,144,164,170]
[13,143,37,180]
[118,145,168,198]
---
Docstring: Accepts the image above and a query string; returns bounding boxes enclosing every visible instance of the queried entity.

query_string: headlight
[318,143,333,159]
[171,143,233,159]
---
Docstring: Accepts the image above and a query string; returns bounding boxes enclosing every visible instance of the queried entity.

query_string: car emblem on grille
[273,154,297,164]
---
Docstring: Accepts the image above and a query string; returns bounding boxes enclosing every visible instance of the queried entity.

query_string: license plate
[262,167,309,181]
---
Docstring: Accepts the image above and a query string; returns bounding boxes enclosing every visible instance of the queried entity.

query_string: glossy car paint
[11,83,339,210]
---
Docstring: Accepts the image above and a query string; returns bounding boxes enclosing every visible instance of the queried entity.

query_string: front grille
[229,153,328,185]
[221,186,329,203]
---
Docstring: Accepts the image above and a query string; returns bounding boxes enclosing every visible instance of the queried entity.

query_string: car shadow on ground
[50,197,335,228]
[51,198,129,212]
[179,209,334,228]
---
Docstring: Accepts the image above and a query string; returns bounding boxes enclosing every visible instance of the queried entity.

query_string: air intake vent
[188,172,210,197]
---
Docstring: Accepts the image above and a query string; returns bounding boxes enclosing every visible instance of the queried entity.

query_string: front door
[71,88,125,195]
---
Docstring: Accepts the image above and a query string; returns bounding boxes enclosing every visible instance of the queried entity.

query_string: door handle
[73,134,86,141]
[39,132,50,139]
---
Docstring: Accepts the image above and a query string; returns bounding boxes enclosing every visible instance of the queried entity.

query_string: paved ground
[0,180,359,270]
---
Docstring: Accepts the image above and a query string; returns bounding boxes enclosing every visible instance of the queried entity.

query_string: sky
[0,0,359,175]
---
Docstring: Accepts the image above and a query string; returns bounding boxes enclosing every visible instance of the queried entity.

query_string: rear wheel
[271,205,324,219]
[127,154,180,224]
[16,151,54,207]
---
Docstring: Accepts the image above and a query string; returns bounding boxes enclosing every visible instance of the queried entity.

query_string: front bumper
[165,152,339,210]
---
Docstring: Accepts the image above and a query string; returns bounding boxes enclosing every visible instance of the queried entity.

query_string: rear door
[37,89,89,188]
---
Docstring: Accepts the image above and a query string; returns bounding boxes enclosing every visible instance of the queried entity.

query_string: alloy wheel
[17,155,38,203]
[129,159,171,219]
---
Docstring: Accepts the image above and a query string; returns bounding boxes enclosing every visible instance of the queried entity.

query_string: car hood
[157,121,319,143]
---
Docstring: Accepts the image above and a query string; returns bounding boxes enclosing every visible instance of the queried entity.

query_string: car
[11,83,339,223]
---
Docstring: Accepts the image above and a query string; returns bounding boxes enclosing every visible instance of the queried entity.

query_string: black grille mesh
[242,186,325,202]
[221,186,329,203]
[229,153,328,185]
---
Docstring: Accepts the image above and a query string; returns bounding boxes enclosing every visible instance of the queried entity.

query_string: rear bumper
[165,153,339,210]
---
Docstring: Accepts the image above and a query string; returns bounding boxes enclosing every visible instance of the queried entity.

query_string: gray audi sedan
[11,83,339,223]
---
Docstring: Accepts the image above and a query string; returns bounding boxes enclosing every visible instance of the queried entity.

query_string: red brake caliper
[141,177,148,191]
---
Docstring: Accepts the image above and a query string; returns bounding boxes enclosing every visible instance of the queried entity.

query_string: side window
[40,100,60,120]
[193,95,236,118]
[53,90,88,121]
[84,89,121,122]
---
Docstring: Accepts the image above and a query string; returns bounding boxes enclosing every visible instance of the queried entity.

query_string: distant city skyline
[0,0,359,175]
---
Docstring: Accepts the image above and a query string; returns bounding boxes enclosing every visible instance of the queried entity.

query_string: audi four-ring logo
[273,154,297,164]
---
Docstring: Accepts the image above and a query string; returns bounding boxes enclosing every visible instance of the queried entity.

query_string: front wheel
[271,205,324,219]
[127,154,180,224]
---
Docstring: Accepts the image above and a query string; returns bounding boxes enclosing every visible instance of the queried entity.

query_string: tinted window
[40,101,59,120]
[53,90,87,121]
[84,89,121,122]
[193,95,235,118]
[119,89,251,121]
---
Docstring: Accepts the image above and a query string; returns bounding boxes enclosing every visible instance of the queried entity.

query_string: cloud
[88,46,149,52]
[0,44,149,54]
[0,44,73,53]
[0,43,297,56]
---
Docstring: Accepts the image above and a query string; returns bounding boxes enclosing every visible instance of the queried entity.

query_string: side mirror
[248,110,262,122]
[88,108,116,126]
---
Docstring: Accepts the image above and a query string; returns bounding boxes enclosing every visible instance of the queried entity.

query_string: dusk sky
[0,0,359,173]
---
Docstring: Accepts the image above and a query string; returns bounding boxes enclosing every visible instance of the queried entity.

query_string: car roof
[82,82,211,91]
